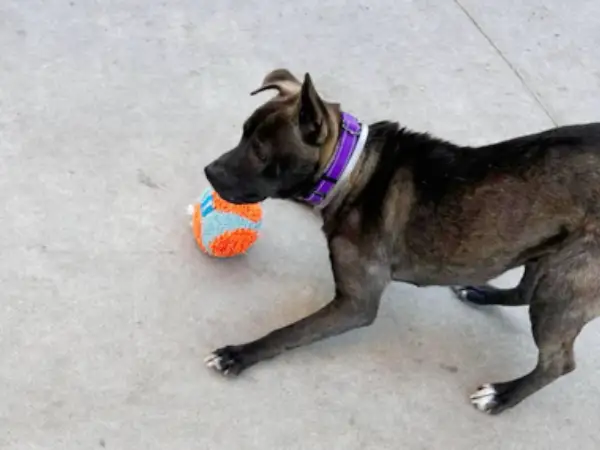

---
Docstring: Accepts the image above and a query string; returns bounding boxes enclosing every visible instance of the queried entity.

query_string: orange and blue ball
[188,188,262,257]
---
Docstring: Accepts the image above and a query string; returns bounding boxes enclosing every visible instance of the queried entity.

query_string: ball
[188,188,262,257]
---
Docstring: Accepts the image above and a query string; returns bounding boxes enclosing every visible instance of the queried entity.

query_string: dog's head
[204,69,339,204]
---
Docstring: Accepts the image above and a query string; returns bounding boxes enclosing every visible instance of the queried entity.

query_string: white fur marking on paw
[455,288,469,301]
[204,353,224,371]
[470,384,497,413]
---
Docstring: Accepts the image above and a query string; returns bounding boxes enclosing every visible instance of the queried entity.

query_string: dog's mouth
[204,168,264,205]
[217,191,265,205]
[204,160,268,205]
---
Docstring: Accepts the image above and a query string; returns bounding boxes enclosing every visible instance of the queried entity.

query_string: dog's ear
[298,73,328,145]
[250,69,301,98]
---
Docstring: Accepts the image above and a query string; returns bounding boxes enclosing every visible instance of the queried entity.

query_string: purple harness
[301,112,365,207]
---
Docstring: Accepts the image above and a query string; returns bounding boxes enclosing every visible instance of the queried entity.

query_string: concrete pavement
[1,0,599,448]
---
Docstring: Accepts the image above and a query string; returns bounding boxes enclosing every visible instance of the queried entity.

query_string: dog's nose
[204,163,219,184]
[205,162,230,190]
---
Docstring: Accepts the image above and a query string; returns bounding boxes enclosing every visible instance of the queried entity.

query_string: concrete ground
[1,0,599,448]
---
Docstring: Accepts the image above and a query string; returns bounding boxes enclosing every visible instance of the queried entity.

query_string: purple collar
[301,112,368,208]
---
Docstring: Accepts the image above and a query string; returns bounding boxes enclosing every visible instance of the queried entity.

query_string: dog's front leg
[205,236,390,376]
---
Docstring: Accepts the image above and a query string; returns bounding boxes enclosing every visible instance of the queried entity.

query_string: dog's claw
[205,346,246,376]
[451,286,469,302]
[452,286,492,306]
[204,354,222,369]
[470,384,499,413]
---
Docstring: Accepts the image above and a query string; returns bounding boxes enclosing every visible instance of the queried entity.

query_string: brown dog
[204,68,600,414]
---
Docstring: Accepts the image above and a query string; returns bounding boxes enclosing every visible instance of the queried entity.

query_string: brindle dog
[204,68,600,414]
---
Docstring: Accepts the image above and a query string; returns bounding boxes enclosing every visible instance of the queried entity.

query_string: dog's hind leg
[452,263,538,306]
[205,236,390,376]
[470,239,600,414]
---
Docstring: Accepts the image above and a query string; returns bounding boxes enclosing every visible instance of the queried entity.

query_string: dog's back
[359,121,600,286]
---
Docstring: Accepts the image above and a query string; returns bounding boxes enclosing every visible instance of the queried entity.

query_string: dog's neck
[299,111,369,209]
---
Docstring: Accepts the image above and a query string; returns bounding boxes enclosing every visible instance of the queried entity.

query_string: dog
[203,68,600,414]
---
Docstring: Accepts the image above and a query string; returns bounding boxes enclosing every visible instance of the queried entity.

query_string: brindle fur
[204,69,600,414]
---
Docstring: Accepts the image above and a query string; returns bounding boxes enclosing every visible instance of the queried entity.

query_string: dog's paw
[451,286,470,302]
[451,286,489,305]
[470,384,499,413]
[205,346,246,376]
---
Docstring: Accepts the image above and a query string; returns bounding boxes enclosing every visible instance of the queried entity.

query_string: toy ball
[187,188,262,257]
